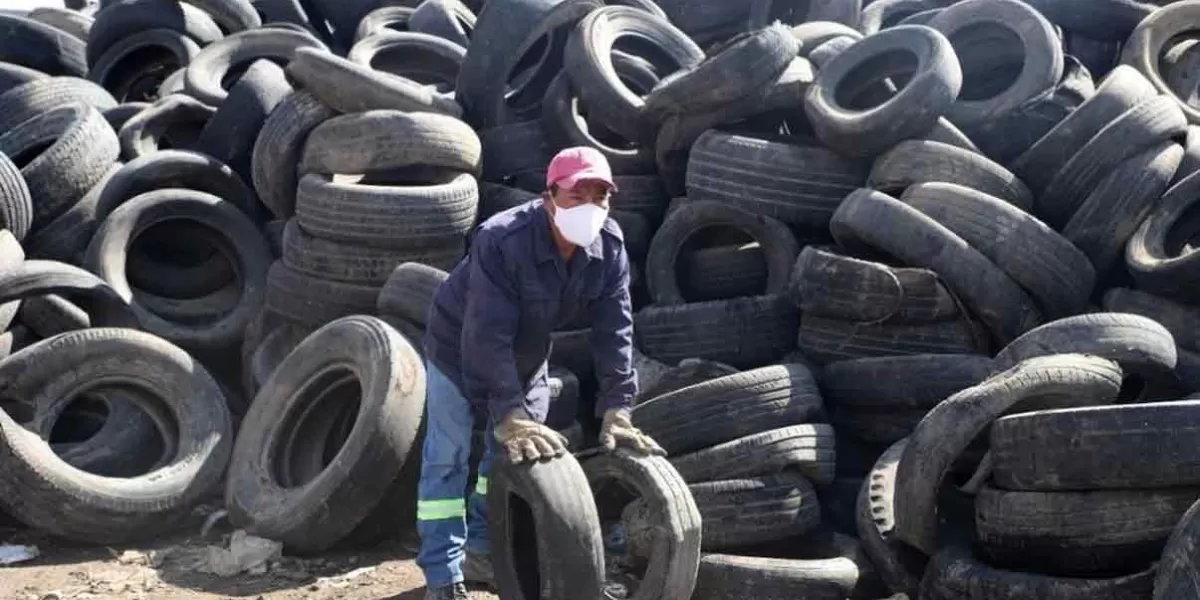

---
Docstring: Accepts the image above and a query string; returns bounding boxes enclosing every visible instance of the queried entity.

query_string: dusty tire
[251,90,335,219]
[1126,169,1200,302]
[868,140,1034,211]
[633,294,799,368]
[797,314,988,364]
[288,47,462,118]
[692,472,821,550]
[183,28,325,106]
[919,545,1154,600]
[376,262,450,326]
[991,312,1178,376]
[669,424,835,485]
[301,109,481,176]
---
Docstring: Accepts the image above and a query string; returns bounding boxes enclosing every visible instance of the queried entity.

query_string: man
[416,146,666,600]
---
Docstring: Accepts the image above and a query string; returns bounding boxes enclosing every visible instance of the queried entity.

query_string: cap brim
[558,170,618,192]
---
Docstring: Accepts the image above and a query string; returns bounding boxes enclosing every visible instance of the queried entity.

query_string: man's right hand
[494,408,570,464]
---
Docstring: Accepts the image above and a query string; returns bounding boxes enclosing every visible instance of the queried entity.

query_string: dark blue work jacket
[423,199,637,423]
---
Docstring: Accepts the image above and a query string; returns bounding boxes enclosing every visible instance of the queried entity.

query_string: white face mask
[552,201,608,247]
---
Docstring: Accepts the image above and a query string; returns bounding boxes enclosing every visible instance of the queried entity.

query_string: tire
[347,30,465,91]
[488,453,606,600]
[1121,1,1200,125]
[477,181,538,221]
[248,322,311,395]
[820,354,993,410]
[541,71,655,177]
[692,551,864,600]
[1063,140,1183,274]
[0,147,33,242]
[868,140,1034,211]
[634,294,799,369]
[797,314,988,364]
[857,0,944,34]
[1102,288,1200,352]
[251,90,335,219]
[804,25,962,158]
[919,545,1154,600]
[0,76,118,135]
[609,174,669,220]
[87,28,200,103]
[24,163,121,264]
[84,189,272,351]
[376,262,452,326]
[685,130,870,229]
[0,102,120,230]
[226,315,425,553]
[0,14,88,77]
[1037,96,1188,228]
[287,46,462,118]
[643,23,797,119]
[991,399,1200,491]
[183,28,325,107]
[925,0,1062,127]
[102,102,150,132]
[975,485,1199,576]
[669,424,836,485]
[679,244,767,301]
[0,260,138,330]
[563,6,703,143]
[295,172,477,250]
[582,450,702,600]
[283,220,458,286]
[118,92,215,158]
[407,0,475,48]
[0,62,48,92]
[301,109,481,176]
[750,0,860,28]
[0,327,232,543]
[893,354,1123,555]
[1126,169,1200,301]
[645,201,798,305]
[477,119,553,182]
[1008,65,1155,196]
[1172,125,1200,185]
[26,7,93,41]
[353,7,415,42]
[180,0,261,34]
[632,363,824,455]
[48,390,172,478]
[899,182,1093,316]
[1156,496,1200,600]
[830,188,1042,346]
[193,59,292,188]
[991,313,1178,376]
[265,260,380,328]
[691,472,821,550]
[87,0,223,67]
[789,245,961,323]
[94,149,261,224]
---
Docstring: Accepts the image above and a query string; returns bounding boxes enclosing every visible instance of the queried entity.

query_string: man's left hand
[600,408,666,456]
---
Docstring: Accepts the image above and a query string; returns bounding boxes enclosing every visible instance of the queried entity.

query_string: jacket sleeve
[459,232,526,420]
[589,242,638,414]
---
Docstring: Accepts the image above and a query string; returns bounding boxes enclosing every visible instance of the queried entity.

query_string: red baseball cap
[546,146,618,192]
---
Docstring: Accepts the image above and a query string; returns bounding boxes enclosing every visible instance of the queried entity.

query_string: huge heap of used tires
[8,0,1200,598]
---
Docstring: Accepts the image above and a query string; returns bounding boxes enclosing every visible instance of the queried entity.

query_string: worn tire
[692,472,821,550]
[991,312,1178,376]
[287,47,462,118]
[183,28,324,106]
[251,90,334,219]
[868,140,1033,211]
[669,424,835,485]
[919,545,1154,600]
[1126,169,1200,301]
[634,294,799,369]
[301,109,481,176]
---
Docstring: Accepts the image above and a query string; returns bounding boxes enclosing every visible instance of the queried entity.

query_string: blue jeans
[416,361,496,588]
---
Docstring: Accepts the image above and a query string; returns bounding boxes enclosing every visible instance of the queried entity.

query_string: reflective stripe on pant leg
[418,498,467,521]
[474,476,488,496]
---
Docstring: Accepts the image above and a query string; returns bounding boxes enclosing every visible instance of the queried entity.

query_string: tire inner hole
[272,369,362,488]
[49,387,177,478]
[1164,198,1200,256]
[48,394,109,444]
[7,140,55,169]
[507,493,542,598]
[949,23,1024,101]
[675,226,768,302]
[105,47,181,103]
[128,220,242,323]
[594,478,647,597]
[834,49,918,111]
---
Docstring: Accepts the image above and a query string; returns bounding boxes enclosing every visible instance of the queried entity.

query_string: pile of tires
[6,0,1200,598]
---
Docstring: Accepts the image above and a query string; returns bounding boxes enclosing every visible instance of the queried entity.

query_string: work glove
[494,408,569,464]
[600,408,666,456]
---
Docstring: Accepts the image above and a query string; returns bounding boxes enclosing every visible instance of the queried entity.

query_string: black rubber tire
[94,149,260,225]
[226,315,424,553]
[180,0,261,34]
[23,163,121,264]
[477,119,553,182]
[488,453,606,600]
[634,294,799,369]
[118,92,215,158]
[691,472,821,550]
[1063,140,1183,274]
[643,23,798,120]
[789,245,961,323]
[610,174,669,221]
[797,314,988,364]
[1126,169,1200,301]
[975,485,1199,576]
[637,358,741,405]
[1037,95,1188,229]
[26,7,93,42]
[632,363,824,455]
[541,71,655,177]
[685,130,870,229]
[1121,1,1200,125]
[991,399,1200,491]
[669,424,836,485]
[183,28,325,106]
[0,61,48,93]
[1156,496,1200,600]
[287,47,462,118]
[295,172,477,251]
[893,354,1124,555]
[919,545,1154,600]
[563,5,704,144]
[0,102,120,230]
[251,90,335,219]
[84,189,272,352]
[87,28,200,103]
[347,30,465,92]
[477,181,538,221]
[1008,65,1155,196]
[0,327,232,543]
[353,6,415,42]
[407,0,474,48]
[750,0,860,28]
[1102,288,1200,352]
[1172,125,1200,186]
[0,76,118,135]
[899,182,1093,316]
[0,147,33,242]
[803,24,962,158]
[820,353,993,410]
[0,14,88,77]
[991,312,1178,376]
[283,220,459,286]
[264,260,380,328]
[680,244,767,301]
[102,102,150,133]
[375,262,452,326]
[48,390,172,478]
[581,450,702,600]
[925,0,1062,127]
[830,188,1042,346]
[857,0,945,34]
[301,109,481,177]
[868,140,1034,211]
[0,260,138,330]
[248,321,311,396]
[646,200,797,305]
[194,59,293,188]
[86,0,223,67]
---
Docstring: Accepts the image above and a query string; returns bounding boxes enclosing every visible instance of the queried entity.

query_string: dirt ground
[0,509,500,600]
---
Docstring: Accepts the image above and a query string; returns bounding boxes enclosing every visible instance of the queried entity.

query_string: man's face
[549,180,612,212]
